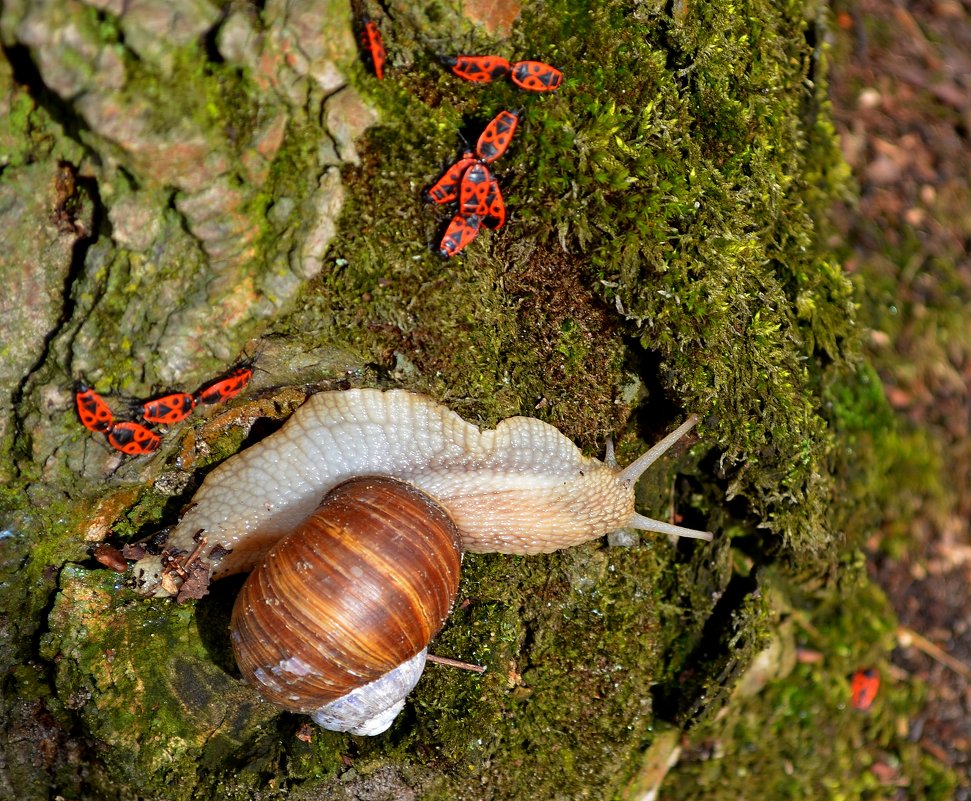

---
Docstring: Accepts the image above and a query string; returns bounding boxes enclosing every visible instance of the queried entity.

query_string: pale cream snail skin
[131,388,711,734]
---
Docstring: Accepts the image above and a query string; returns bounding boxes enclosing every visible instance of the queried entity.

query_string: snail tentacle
[616,414,701,487]
[626,513,713,541]
[615,414,711,541]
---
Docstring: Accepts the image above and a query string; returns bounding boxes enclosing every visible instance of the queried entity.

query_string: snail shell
[131,389,710,734]
[230,476,461,736]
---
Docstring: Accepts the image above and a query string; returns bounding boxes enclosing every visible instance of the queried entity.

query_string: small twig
[182,533,209,569]
[897,625,971,681]
[162,551,189,579]
[788,609,824,641]
[426,653,486,674]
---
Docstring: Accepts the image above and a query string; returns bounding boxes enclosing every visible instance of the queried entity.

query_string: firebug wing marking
[439,213,483,258]
[106,421,161,456]
[476,109,520,164]
[445,54,511,83]
[75,385,115,433]
[459,162,494,218]
[427,151,479,205]
[193,366,254,405]
[482,176,505,230]
[510,60,563,92]
[139,392,197,426]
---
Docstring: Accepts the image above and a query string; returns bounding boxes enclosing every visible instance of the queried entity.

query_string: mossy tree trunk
[0,1,862,799]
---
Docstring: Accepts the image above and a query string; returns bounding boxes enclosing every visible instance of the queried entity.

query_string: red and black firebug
[459,162,495,218]
[510,60,563,92]
[439,214,483,258]
[193,366,254,405]
[427,151,479,205]
[75,384,115,434]
[106,420,162,456]
[139,392,197,426]
[850,668,880,711]
[476,109,520,164]
[359,18,386,80]
[445,54,511,83]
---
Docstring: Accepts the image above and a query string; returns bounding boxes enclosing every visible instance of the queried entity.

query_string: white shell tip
[309,649,428,736]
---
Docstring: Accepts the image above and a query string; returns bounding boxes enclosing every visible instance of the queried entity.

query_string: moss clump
[509,0,858,559]
[39,567,312,800]
[408,544,673,800]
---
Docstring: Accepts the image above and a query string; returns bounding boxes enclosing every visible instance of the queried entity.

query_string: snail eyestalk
[626,513,713,541]
[619,414,713,542]
[617,414,700,487]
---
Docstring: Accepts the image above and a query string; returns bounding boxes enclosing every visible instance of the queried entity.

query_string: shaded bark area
[0,0,941,799]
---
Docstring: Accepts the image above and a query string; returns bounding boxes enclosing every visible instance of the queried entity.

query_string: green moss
[36,568,280,798]
[500,0,855,560]
[822,363,951,560]
[185,0,869,794]
[412,545,672,800]
[0,91,44,169]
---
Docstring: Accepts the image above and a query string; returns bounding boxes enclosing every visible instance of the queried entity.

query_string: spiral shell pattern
[230,476,462,711]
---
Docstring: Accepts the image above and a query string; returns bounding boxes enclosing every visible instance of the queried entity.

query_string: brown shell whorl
[230,476,462,713]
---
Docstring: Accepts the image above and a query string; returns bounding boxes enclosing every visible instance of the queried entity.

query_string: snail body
[132,388,710,735]
[133,389,708,594]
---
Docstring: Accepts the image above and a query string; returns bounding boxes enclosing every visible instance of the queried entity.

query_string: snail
[132,388,711,734]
